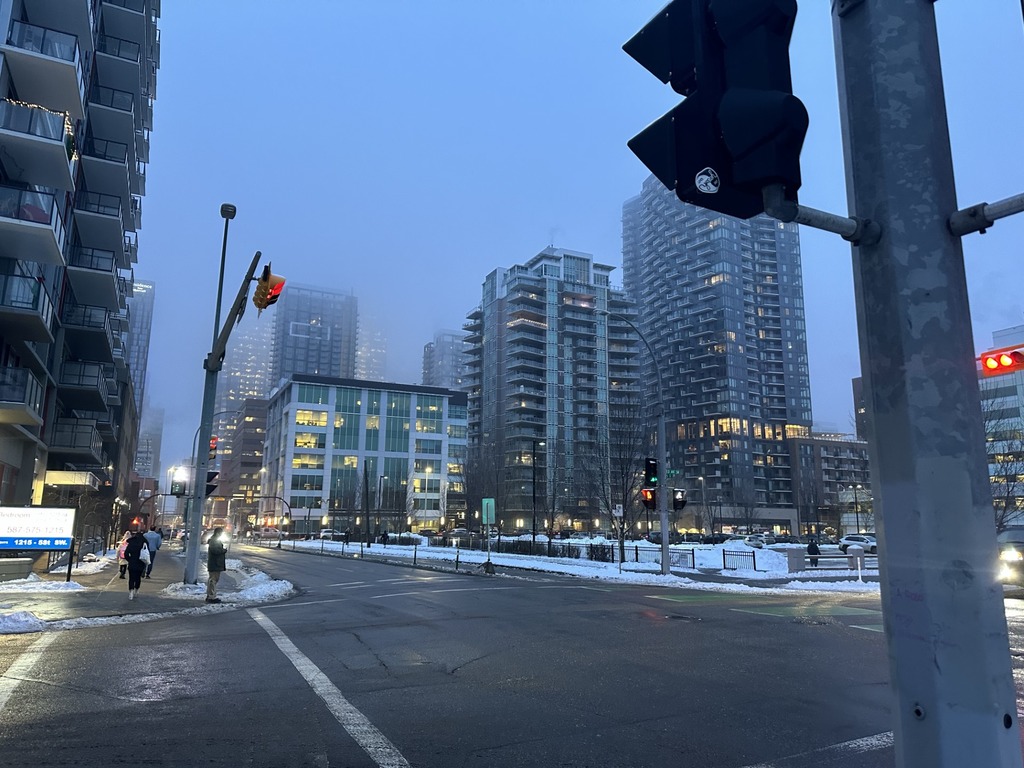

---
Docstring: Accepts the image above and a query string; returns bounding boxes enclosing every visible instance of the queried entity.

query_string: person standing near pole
[206,527,226,604]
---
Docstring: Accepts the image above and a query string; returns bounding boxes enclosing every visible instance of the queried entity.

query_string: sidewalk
[0,542,237,624]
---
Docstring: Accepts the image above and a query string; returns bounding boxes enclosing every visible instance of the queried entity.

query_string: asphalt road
[0,545,905,767]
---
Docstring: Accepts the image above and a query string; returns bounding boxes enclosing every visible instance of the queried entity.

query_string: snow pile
[0,611,46,634]
[0,573,87,593]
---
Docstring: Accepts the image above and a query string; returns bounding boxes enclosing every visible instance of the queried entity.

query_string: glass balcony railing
[0,273,54,325]
[68,246,116,273]
[82,136,128,164]
[89,84,134,114]
[104,0,146,13]
[0,366,43,415]
[75,190,121,218]
[51,419,102,456]
[0,100,68,144]
[62,303,110,331]
[7,20,80,64]
[96,33,140,63]
[0,185,66,248]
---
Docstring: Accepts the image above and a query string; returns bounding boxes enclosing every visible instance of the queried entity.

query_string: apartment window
[294,433,326,450]
[295,410,327,427]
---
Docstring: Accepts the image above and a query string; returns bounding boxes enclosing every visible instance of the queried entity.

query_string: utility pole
[834,1,1020,764]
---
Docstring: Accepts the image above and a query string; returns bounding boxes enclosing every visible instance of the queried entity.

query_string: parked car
[416,529,437,538]
[318,529,345,540]
[839,534,877,554]
[681,533,704,543]
[256,527,281,539]
[702,533,731,545]
[744,534,766,549]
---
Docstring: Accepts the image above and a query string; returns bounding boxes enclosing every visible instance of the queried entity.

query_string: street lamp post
[698,475,707,533]
[598,310,670,575]
[213,203,236,342]
[531,439,545,547]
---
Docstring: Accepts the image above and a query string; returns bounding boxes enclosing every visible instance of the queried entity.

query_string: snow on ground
[0,573,88,593]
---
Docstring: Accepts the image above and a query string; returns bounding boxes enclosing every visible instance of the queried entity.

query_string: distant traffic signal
[673,488,688,511]
[640,488,656,510]
[252,264,286,312]
[623,0,807,219]
[981,348,1024,377]
[208,435,219,461]
[170,480,187,497]
[644,457,659,487]
[205,471,219,498]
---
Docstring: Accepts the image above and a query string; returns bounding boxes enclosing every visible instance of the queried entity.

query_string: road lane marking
[738,731,892,767]
[0,632,58,715]
[249,608,410,768]
[371,586,522,599]
[850,624,885,633]
[262,598,351,609]
[730,606,881,617]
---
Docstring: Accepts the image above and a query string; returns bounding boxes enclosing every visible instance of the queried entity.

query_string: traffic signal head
[640,488,656,510]
[673,488,688,511]
[208,435,219,461]
[205,471,219,498]
[252,264,286,312]
[624,0,807,219]
[170,480,187,497]
[981,348,1024,376]
[644,458,659,486]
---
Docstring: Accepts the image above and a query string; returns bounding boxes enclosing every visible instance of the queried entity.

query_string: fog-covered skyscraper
[269,284,358,387]
[213,311,275,466]
[622,177,812,527]
[127,279,156,420]
[422,330,468,390]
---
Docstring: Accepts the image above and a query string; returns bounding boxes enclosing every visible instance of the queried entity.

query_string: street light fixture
[532,439,546,546]
[849,484,863,533]
[213,203,236,342]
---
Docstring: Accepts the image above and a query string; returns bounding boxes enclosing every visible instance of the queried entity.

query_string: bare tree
[982,394,1024,532]
[465,440,513,531]
[733,487,762,534]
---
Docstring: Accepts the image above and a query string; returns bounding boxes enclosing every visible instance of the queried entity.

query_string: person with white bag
[122,531,151,600]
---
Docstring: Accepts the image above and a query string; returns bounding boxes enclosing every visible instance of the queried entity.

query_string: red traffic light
[640,488,656,510]
[253,264,286,312]
[981,348,1024,376]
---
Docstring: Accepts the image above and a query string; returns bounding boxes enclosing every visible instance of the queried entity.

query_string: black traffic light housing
[208,435,219,461]
[640,488,657,511]
[673,488,688,511]
[624,0,807,219]
[170,480,186,497]
[644,457,659,487]
[205,471,219,498]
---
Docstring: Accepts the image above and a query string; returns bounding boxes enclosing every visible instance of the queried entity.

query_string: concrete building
[213,398,267,532]
[262,375,467,536]
[0,1,161,523]
[622,178,812,531]
[422,329,468,391]
[126,277,154,419]
[269,283,358,388]
[463,247,641,533]
[788,431,871,535]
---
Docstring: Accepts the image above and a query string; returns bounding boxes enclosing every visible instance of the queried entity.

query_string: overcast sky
[140,1,1024,468]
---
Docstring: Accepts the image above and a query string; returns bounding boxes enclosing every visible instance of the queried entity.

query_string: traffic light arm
[207,250,262,373]
[762,184,880,247]
[949,191,1024,237]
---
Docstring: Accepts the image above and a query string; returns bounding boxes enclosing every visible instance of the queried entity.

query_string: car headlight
[1000,549,1023,563]
[999,564,1017,582]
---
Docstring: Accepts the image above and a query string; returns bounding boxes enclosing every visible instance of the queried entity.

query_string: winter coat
[123,534,150,573]
[207,539,227,573]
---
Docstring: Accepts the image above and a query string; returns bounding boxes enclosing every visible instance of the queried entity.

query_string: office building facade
[262,375,467,535]
[622,178,812,530]
[126,276,154,419]
[0,1,160,514]
[463,247,640,532]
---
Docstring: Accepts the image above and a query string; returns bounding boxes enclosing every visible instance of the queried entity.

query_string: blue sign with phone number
[0,537,72,550]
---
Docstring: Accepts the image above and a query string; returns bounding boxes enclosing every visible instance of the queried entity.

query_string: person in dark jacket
[206,527,227,604]
[806,538,821,567]
[123,531,150,599]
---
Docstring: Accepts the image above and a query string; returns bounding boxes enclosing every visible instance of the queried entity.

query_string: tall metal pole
[531,439,538,546]
[213,203,236,343]
[833,2,1020,764]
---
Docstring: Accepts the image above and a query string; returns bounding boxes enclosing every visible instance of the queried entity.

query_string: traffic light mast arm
[762,184,881,246]
[949,191,1024,237]
[206,250,262,373]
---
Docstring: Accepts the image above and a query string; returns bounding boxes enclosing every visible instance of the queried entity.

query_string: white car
[743,534,766,549]
[839,534,877,554]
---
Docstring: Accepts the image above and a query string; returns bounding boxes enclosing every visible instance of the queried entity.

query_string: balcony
[75,409,117,441]
[88,84,135,143]
[0,100,76,190]
[0,185,67,264]
[131,159,146,195]
[123,232,138,266]
[66,247,119,310]
[58,361,109,411]
[2,21,86,119]
[102,0,149,47]
[73,190,124,252]
[48,417,103,463]
[0,273,54,342]
[80,136,131,207]
[94,33,141,96]
[61,305,114,363]
[0,366,44,426]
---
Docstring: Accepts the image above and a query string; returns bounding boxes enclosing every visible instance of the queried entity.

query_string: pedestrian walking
[142,527,162,578]
[116,531,131,578]
[807,538,821,568]
[206,527,227,604]
[123,531,150,599]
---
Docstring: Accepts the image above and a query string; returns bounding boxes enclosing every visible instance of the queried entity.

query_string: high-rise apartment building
[464,247,640,532]
[0,1,161,514]
[126,277,154,419]
[214,398,267,530]
[622,178,812,530]
[422,329,468,390]
[355,314,387,382]
[133,404,163,479]
[269,284,358,388]
[212,310,274,466]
